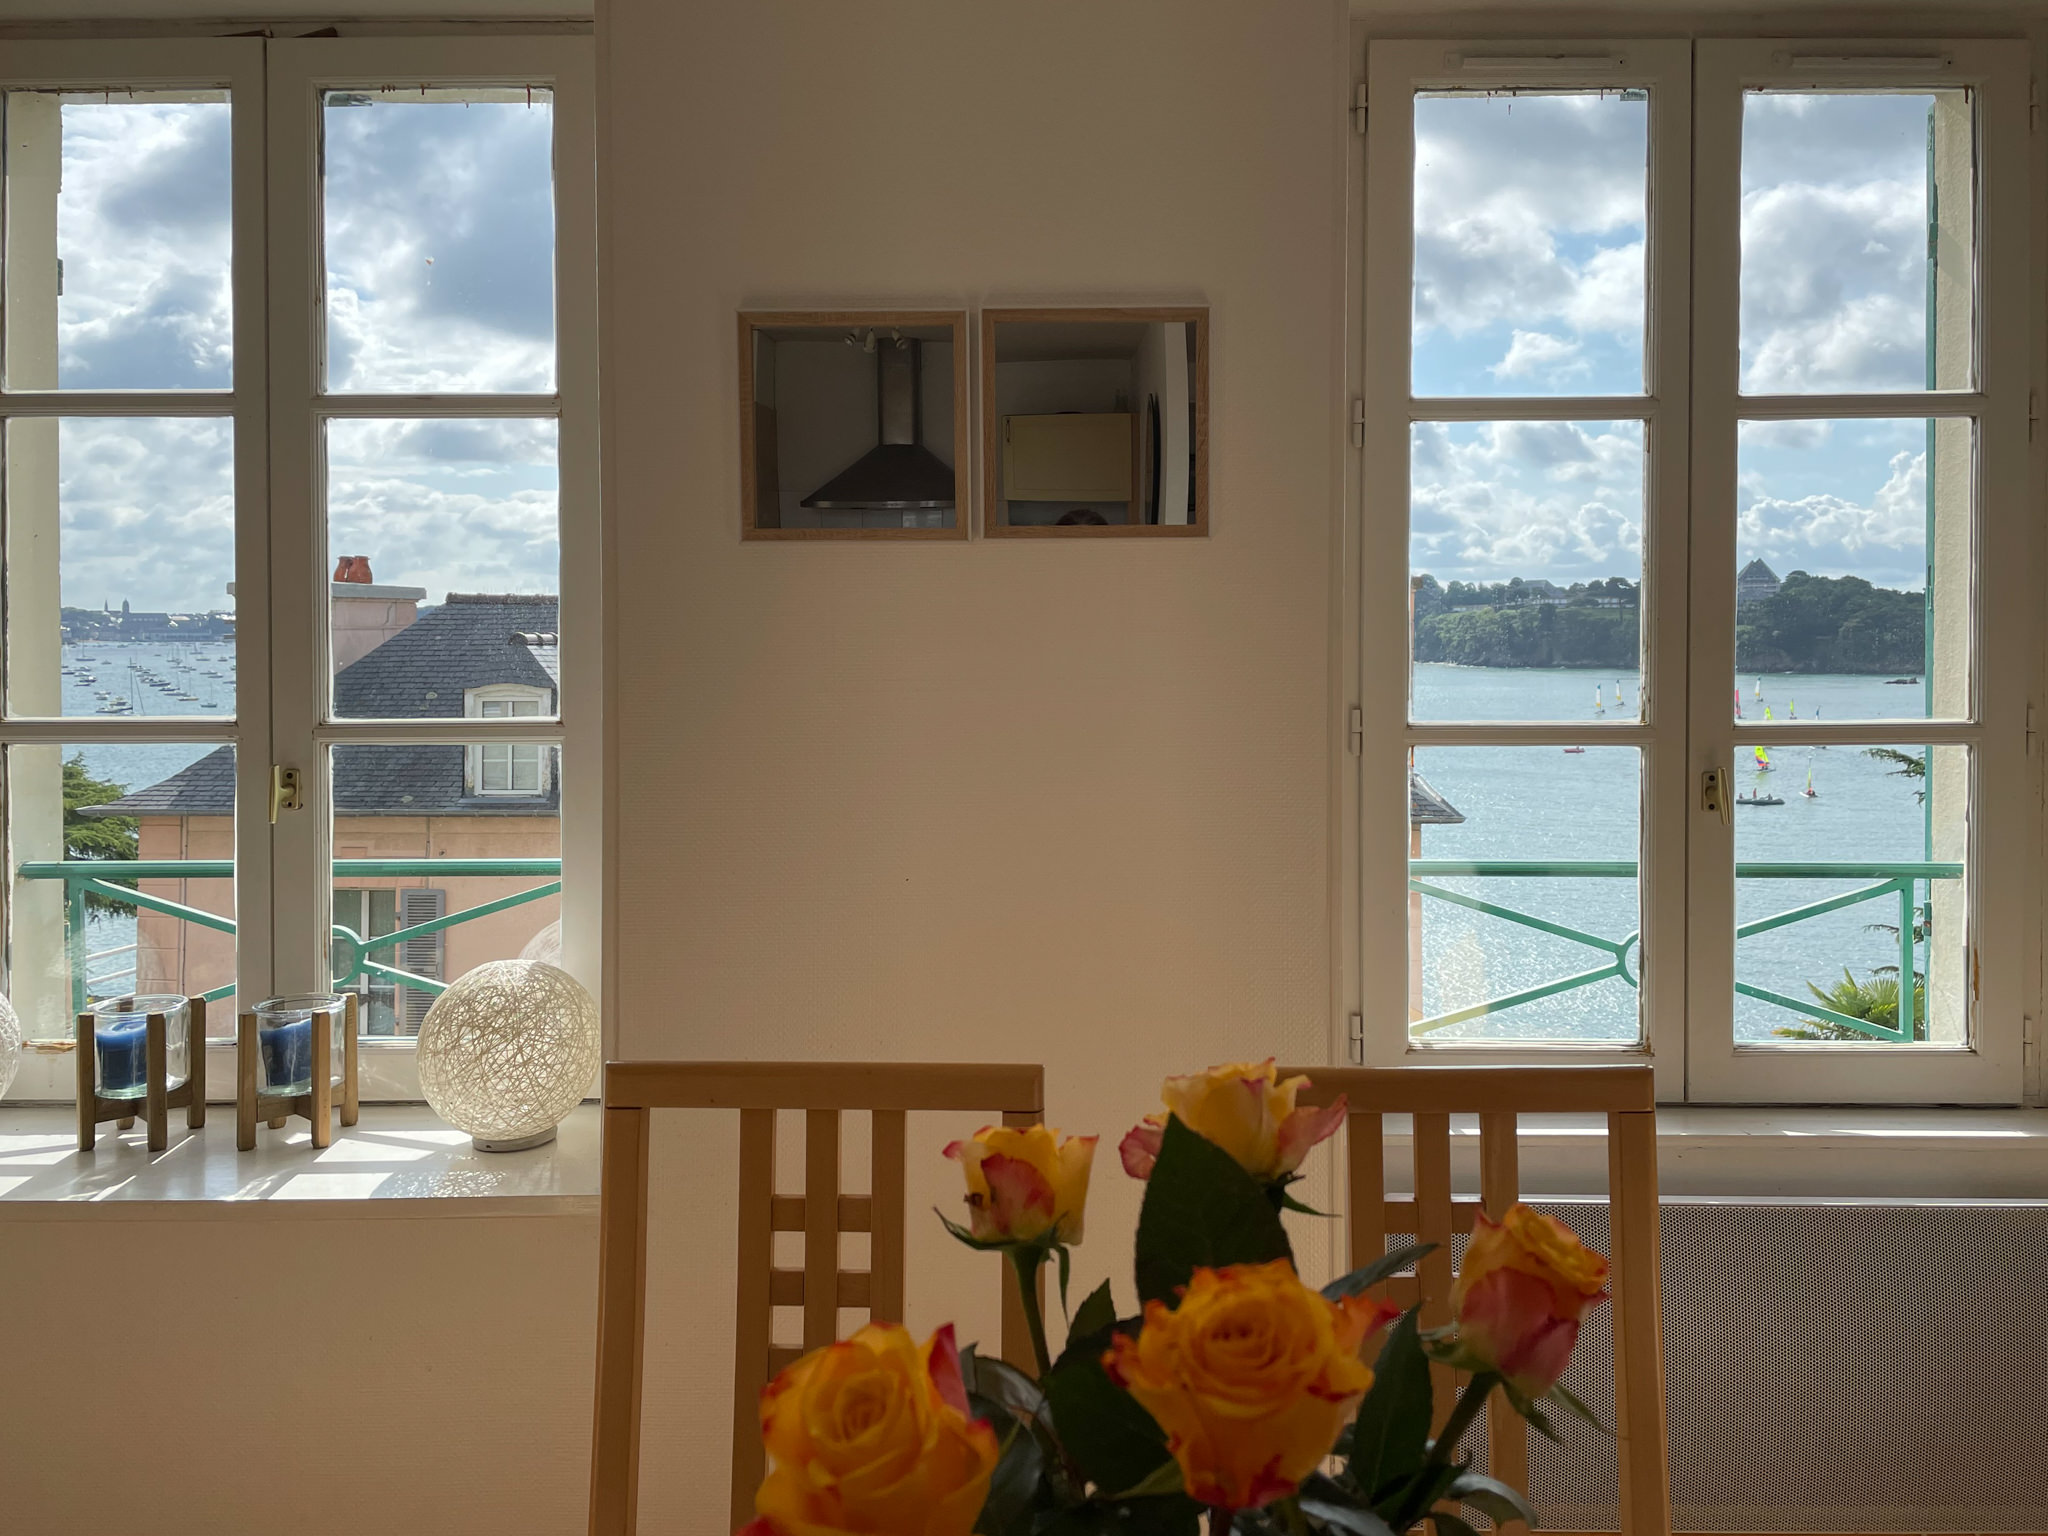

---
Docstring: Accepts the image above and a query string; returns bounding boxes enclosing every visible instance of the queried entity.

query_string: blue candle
[95,1017,149,1096]
[259,1017,313,1093]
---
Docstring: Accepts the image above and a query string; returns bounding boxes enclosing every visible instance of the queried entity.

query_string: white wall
[599,0,1347,1526]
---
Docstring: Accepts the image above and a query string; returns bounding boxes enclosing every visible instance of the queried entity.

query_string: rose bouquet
[738,1061,1609,1536]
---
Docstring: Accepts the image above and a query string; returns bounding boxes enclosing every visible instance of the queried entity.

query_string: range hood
[802,336,956,510]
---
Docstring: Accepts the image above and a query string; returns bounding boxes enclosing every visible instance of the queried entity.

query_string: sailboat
[1755,677,1764,699]
[1753,744,1773,773]
[1788,697,1797,719]
[1612,681,1624,707]
[1763,704,1774,721]
[1593,685,1605,715]
[1734,688,1742,719]
[1802,764,1818,798]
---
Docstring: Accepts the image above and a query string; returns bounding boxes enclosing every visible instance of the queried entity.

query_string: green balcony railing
[1409,859,1963,1043]
[15,858,562,1017]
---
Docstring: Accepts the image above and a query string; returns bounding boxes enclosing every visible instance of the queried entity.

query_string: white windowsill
[3,1102,2044,1212]
[0,1103,598,1217]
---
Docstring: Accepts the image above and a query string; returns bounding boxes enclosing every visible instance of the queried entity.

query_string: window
[468,686,552,796]
[0,38,597,1103]
[1357,41,2027,1103]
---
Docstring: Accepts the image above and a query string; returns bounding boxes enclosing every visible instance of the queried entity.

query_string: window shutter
[398,887,446,1035]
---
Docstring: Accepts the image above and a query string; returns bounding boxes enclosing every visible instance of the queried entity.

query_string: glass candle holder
[89,995,191,1100]
[252,994,347,1097]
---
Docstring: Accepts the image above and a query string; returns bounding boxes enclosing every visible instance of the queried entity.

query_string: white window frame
[0,36,601,1104]
[467,684,552,797]
[1350,36,2034,1106]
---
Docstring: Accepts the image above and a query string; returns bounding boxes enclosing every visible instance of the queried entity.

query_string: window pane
[1734,742,1965,1046]
[330,744,561,1037]
[1740,90,1974,394]
[325,418,559,716]
[2,91,232,391]
[1734,418,1967,721]
[1411,420,1645,721]
[4,743,236,1055]
[1412,90,1648,397]
[1408,745,1641,1044]
[322,88,555,393]
[4,418,236,718]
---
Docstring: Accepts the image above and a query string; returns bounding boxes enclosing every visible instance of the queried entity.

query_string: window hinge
[1350,397,1366,449]
[2030,389,2041,442]
[1347,705,1364,756]
[1352,83,1368,134]
[2028,703,2039,756]
[1347,1011,1365,1064]
[269,764,302,824]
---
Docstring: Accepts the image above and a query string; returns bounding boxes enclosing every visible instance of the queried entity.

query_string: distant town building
[1736,558,1781,607]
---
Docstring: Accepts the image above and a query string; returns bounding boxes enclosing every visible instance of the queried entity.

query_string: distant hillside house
[1736,558,1781,607]
[85,592,562,1035]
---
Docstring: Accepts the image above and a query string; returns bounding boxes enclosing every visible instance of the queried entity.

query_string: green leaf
[1548,1384,1613,1438]
[1383,1459,1461,1533]
[936,1208,1011,1251]
[1041,1337,1174,1496]
[1119,1496,1204,1536]
[1447,1473,1538,1530]
[975,1420,1047,1536]
[972,1353,1049,1421]
[1109,1460,1185,1500]
[1431,1512,1482,1536]
[1068,1280,1117,1349]
[1133,1114,1293,1307]
[1278,1187,1335,1218]
[1322,1243,1438,1303]
[1518,1400,1561,1445]
[1058,1244,1073,1320]
[1298,1475,1400,1536]
[1349,1309,1432,1500]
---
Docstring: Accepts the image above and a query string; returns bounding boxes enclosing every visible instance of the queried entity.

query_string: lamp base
[473,1127,557,1153]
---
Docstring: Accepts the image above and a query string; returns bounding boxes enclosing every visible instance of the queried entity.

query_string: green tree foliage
[1415,603,1639,668]
[1734,571,1923,674]
[63,754,136,913]
[1775,967,1925,1043]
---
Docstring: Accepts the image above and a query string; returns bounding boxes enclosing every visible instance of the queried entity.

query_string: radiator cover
[1508,1199,2048,1533]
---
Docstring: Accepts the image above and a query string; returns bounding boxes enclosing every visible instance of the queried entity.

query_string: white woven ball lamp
[416,959,600,1152]
[0,992,19,1101]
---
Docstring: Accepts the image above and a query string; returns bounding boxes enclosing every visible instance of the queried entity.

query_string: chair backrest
[1282,1064,1669,1536]
[588,1060,1046,1536]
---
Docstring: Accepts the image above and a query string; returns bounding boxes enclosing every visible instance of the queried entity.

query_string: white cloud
[1410,419,1644,583]
[1491,329,1586,384]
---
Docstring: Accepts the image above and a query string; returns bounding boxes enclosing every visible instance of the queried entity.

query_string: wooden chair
[1283,1064,1669,1536]
[588,1061,1046,1536]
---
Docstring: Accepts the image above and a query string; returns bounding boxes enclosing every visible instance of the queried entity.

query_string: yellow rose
[750,1322,997,1536]
[1448,1204,1609,1397]
[1119,1060,1346,1183]
[943,1124,1097,1245]
[1103,1259,1397,1510]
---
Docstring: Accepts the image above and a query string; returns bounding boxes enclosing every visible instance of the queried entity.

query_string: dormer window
[466,684,553,796]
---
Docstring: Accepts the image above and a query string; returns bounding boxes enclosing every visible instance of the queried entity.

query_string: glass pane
[1734,418,1968,721]
[1740,90,1974,394]
[3,743,236,1058]
[1408,745,1641,1044]
[1412,90,1648,397]
[1411,420,1645,721]
[322,87,555,393]
[4,418,236,718]
[329,744,561,1038]
[2,91,232,391]
[1734,742,1966,1046]
[325,418,559,716]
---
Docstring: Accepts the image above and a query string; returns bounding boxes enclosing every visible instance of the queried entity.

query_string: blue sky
[48,92,558,614]
[1410,88,1952,594]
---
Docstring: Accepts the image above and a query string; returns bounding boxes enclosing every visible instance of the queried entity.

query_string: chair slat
[728,1107,776,1534]
[767,1345,801,1376]
[769,1193,875,1232]
[590,1105,651,1536]
[769,1268,803,1307]
[1346,1110,1386,1274]
[868,1109,907,1324]
[1381,1197,1483,1233]
[1609,1109,1671,1536]
[1479,1111,1528,1522]
[607,1060,1045,1112]
[1411,1110,1457,1432]
[803,1108,841,1351]
[1290,1063,1652,1116]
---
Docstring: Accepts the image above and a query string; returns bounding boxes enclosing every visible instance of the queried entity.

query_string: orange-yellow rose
[746,1321,997,1536]
[1119,1060,1346,1183]
[1449,1204,1610,1398]
[1103,1259,1398,1510]
[943,1123,1097,1245]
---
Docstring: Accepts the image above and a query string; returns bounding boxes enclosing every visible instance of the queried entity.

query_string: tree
[1865,746,1927,804]
[63,754,136,913]
[1775,967,1925,1043]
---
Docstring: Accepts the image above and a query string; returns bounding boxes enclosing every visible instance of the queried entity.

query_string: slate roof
[1409,770,1465,827]
[85,596,561,821]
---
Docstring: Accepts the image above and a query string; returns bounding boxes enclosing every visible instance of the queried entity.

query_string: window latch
[270,764,302,824]
[1700,766,1732,826]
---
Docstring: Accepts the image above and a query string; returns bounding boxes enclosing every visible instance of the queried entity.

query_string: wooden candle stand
[236,993,360,1150]
[76,998,207,1153]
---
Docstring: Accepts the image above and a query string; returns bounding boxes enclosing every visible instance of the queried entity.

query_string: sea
[42,642,1951,1041]
[1412,664,1950,1045]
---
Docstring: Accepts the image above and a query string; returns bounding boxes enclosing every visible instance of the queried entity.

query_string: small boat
[1738,791,1784,807]
[1753,745,1773,772]
[1755,676,1764,699]
[1562,746,1586,755]
[1801,766,1818,799]
[1885,677,1921,685]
